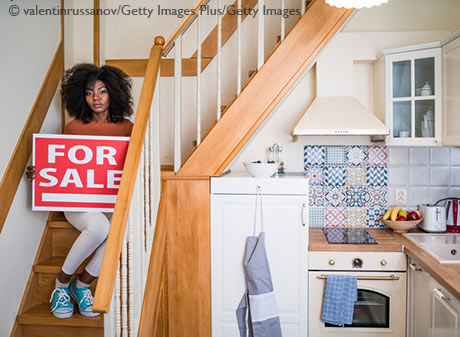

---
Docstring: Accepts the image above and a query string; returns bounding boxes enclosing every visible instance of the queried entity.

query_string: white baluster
[301,0,306,15]
[128,212,135,337]
[281,0,285,41]
[196,12,202,146]
[258,0,265,70]
[115,266,121,337]
[217,0,222,121]
[121,239,128,336]
[237,0,242,95]
[174,36,182,173]
[140,147,146,289]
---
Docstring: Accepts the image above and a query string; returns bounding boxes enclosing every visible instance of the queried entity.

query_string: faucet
[269,143,285,175]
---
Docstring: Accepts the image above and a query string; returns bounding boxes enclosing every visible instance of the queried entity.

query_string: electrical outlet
[395,189,407,205]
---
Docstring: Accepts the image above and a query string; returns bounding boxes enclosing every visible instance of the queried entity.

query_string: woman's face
[85,80,110,116]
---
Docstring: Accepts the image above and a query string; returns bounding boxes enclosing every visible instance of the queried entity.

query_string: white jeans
[62,212,111,277]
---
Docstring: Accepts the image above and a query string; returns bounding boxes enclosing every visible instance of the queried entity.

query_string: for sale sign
[33,134,130,212]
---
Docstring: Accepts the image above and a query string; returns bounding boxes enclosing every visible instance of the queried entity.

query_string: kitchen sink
[403,233,460,264]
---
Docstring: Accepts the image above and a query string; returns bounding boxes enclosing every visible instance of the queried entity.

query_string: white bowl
[244,162,278,178]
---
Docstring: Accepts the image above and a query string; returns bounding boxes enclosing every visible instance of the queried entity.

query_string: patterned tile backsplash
[305,145,460,228]
[305,145,388,228]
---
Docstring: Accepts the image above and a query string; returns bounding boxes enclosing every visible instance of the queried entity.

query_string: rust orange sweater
[64,118,133,137]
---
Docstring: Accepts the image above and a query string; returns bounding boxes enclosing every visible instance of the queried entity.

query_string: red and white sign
[33,134,130,212]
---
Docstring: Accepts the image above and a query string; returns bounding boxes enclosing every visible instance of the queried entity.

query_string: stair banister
[92,36,164,313]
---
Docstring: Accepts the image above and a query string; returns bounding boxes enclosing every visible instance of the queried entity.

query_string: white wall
[0,0,61,335]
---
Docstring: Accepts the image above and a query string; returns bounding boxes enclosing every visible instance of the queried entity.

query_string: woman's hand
[25,165,36,182]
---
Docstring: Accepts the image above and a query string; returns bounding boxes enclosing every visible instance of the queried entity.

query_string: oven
[308,251,406,337]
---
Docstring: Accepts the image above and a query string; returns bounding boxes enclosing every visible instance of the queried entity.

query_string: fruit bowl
[244,162,278,178]
[381,218,423,233]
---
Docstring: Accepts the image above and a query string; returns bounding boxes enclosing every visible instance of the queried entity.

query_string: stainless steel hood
[293,96,389,136]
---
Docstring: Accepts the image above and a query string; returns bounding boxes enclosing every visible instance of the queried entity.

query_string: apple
[396,215,407,221]
[398,210,408,218]
[407,211,420,221]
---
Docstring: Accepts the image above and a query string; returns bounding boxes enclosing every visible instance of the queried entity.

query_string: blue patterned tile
[304,145,325,167]
[309,186,324,206]
[305,166,324,186]
[309,207,325,228]
[366,186,388,207]
[366,166,388,186]
[346,146,367,166]
[346,187,367,207]
[325,167,346,186]
[324,186,346,207]
[367,207,386,228]
[346,207,367,228]
[325,146,347,166]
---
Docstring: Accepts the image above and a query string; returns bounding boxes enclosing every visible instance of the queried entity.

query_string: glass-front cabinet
[383,44,442,146]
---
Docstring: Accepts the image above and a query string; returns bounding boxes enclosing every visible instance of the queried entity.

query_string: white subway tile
[409,167,430,186]
[389,147,409,165]
[452,167,460,187]
[451,147,460,166]
[451,188,460,197]
[389,167,408,186]
[430,167,450,186]
[409,187,430,207]
[430,147,450,166]
[388,187,396,206]
[410,147,429,166]
[430,187,450,204]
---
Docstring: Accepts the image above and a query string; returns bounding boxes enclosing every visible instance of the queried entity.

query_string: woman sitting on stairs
[26,63,134,319]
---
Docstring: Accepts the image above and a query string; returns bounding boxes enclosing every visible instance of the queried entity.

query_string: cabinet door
[430,279,460,337]
[443,34,460,145]
[385,48,442,146]
[211,194,308,337]
[408,262,431,337]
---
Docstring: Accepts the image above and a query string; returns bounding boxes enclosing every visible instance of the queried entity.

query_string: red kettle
[440,198,460,232]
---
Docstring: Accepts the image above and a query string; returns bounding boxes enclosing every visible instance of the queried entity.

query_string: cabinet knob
[380,259,387,266]
[329,259,335,266]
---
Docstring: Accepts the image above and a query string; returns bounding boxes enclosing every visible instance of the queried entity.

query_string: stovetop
[323,228,377,244]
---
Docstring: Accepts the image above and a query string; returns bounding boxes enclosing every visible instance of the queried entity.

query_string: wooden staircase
[11,212,104,337]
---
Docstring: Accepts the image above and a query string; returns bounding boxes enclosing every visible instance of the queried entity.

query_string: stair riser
[21,325,103,337]
[51,228,80,257]
[36,273,97,304]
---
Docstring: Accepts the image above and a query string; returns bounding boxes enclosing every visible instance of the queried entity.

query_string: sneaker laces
[78,288,94,307]
[49,288,70,311]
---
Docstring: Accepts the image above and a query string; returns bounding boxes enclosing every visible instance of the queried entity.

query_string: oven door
[308,271,406,337]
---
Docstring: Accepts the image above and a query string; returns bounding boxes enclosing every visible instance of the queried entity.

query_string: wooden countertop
[309,228,403,252]
[393,231,460,301]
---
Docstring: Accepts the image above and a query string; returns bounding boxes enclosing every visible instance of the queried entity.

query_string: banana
[382,208,392,220]
[391,206,402,221]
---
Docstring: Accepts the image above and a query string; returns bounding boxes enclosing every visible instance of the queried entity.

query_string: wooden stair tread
[18,303,103,328]
[47,220,73,228]
[35,256,89,274]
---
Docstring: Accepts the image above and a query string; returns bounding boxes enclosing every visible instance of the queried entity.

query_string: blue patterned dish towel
[321,275,358,327]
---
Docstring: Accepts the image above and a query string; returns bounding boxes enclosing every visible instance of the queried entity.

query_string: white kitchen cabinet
[442,31,460,146]
[408,262,431,337]
[430,278,460,337]
[210,175,309,337]
[408,258,460,337]
[377,43,442,146]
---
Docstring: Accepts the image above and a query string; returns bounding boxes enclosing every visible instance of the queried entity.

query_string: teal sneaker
[69,280,100,317]
[49,287,74,319]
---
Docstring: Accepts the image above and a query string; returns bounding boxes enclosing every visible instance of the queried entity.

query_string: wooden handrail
[92,36,165,313]
[0,41,64,234]
[163,0,211,55]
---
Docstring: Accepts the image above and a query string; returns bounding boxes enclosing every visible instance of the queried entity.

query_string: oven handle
[317,274,400,281]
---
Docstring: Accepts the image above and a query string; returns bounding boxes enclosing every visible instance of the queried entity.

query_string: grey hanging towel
[236,186,283,337]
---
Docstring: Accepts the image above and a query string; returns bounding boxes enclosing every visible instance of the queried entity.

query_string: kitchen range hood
[293,33,390,137]
[293,96,389,136]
